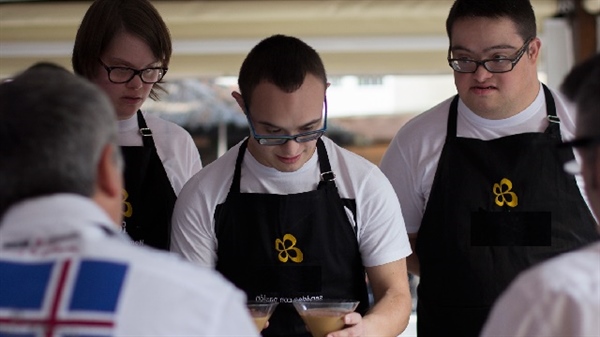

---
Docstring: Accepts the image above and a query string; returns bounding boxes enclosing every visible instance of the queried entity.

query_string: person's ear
[97,144,122,198]
[231,91,246,115]
[94,144,123,225]
[528,37,542,62]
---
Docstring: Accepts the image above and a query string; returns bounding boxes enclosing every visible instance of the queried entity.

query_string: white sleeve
[205,284,259,336]
[481,279,550,337]
[481,271,596,337]
[116,252,258,336]
[170,173,218,267]
[173,130,203,193]
[379,99,450,236]
[379,132,425,234]
[147,114,203,195]
[358,165,412,267]
[159,125,203,195]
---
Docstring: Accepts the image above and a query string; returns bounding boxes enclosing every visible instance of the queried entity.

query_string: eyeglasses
[246,97,328,146]
[560,136,600,175]
[447,38,533,73]
[99,60,168,84]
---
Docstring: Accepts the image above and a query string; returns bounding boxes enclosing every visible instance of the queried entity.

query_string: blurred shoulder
[122,244,237,293]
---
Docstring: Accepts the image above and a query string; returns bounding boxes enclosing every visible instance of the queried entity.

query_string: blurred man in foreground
[0,63,257,336]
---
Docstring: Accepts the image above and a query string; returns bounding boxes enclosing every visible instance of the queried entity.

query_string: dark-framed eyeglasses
[246,97,328,146]
[447,37,533,74]
[560,136,600,175]
[99,59,168,84]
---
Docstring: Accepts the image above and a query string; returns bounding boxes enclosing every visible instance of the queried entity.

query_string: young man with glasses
[380,0,599,335]
[482,53,600,337]
[72,0,202,251]
[171,34,413,337]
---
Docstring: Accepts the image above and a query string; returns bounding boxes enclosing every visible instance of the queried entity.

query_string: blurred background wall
[1,0,598,164]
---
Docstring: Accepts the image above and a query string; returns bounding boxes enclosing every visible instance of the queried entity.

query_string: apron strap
[541,83,559,137]
[540,83,579,168]
[230,138,249,194]
[136,110,156,148]
[316,138,336,189]
[446,95,460,142]
[134,110,157,188]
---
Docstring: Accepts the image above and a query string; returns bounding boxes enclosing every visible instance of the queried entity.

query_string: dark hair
[0,62,118,215]
[28,62,72,73]
[560,54,600,138]
[446,0,537,43]
[237,34,327,107]
[72,0,172,100]
[561,54,600,103]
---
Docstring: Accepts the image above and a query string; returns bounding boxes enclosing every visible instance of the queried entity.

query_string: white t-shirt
[171,136,411,268]
[118,111,202,195]
[380,83,589,234]
[481,241,600,337]
[0,194,257,336]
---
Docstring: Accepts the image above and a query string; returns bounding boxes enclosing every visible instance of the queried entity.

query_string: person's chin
[273,160,304,173]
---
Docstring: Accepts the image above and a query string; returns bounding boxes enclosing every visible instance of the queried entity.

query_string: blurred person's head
[232,35,328,173]
[0,62,123,224]
[72,0,171,120]
[561,54,600,222]
[445,0,540,120]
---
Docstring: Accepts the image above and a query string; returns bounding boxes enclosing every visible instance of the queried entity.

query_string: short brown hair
[237,34,327,107]
[72,0,172,100]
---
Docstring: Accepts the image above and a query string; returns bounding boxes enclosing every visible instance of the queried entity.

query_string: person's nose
[280,138,302,153]
[472,64,493,82]
[125,74,144,89]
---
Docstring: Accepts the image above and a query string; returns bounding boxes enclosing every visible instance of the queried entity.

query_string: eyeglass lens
[449,59,516,73]
[108,67,164,84]
[257,130,325,145]
[250,100,327,146]
[448,38,531,73]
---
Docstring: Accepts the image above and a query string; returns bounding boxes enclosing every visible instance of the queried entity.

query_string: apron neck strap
[446,95,460,141]
[316,138,336,188]
[540,83,560,137]
[136,110,155,148]
[230,138,249,193]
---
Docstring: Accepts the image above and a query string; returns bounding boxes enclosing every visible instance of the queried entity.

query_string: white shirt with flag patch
[0,194,257,336]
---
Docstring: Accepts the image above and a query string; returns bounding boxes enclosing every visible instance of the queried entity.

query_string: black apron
[120,110,177,251]
[215,139,369,337]
[416,85,599,336]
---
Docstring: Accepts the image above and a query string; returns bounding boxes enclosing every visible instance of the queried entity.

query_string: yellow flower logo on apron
[122,189,133,217]
[493,178,518,207]
[275,234,304,263]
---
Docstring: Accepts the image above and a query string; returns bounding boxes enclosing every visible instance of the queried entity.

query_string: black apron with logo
[120,110,177,250]
[215,139,369,337]
[416,85,599,336]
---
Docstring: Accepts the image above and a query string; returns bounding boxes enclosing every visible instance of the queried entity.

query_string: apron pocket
[471,210,551,246]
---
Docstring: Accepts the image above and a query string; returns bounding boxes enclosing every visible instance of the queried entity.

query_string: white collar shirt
[0,194,257,336]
